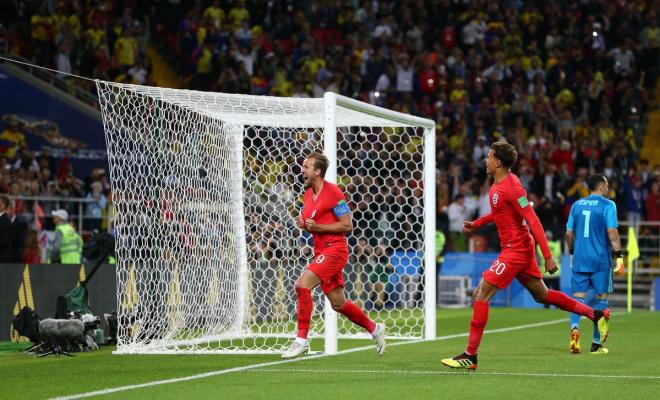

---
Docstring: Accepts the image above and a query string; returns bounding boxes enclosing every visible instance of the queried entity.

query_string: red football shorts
[307,250,349,294]
[482,248,543,289]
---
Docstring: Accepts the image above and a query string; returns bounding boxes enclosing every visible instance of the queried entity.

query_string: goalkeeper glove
[613,250,625,276]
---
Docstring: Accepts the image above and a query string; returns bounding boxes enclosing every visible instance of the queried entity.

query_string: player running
[281,153,386,359]
[441,142,610,370]
[566,174,624,355]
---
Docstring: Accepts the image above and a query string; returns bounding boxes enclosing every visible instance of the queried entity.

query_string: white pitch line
[252,368,660,381]
[50,318,569,400]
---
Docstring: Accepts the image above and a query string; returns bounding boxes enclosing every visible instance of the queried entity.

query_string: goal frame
[98,82,436,355]
[321,92,436,354]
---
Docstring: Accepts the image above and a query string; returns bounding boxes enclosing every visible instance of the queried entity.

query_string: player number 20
[489,260,506,275]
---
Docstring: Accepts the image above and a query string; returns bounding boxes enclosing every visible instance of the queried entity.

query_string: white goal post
[96,81,435,355]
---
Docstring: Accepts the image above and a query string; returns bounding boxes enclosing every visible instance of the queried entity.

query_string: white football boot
[281,340,310,359]
[374,323,386,356]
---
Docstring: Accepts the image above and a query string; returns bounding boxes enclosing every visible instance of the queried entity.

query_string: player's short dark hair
[588,174,607,191]
[491,142,518,168]
[0,195,9,208]
[308,153,329,178]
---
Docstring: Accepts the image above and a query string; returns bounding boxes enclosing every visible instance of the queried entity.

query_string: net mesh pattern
[97,82,428,354]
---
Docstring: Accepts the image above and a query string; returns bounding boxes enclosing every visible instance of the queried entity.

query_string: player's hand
[544,257,558,275]
[463,221,476,234]
[296,214,305,229]
[304,218,318,232]
[614,257,625,276]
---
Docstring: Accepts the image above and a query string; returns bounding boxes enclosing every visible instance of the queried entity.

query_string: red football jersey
[489,173,535,259]
[302,181,350,255]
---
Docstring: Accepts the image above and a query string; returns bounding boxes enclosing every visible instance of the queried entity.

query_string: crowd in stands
[0,117,112,263]
[1,0,659,262]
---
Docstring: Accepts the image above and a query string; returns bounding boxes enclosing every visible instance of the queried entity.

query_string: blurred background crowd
[0,0,658,264]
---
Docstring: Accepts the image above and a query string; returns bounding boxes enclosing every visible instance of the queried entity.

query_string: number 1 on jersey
[582,210,591,238]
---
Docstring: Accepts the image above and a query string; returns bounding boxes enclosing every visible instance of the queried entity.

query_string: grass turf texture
[1,308,659,399]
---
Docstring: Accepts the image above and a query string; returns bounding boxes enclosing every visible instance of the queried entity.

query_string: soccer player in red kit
[441,142,610,370]
[282,153,386,359]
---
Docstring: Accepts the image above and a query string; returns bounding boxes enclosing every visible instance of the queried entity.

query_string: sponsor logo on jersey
[518,196,530,208]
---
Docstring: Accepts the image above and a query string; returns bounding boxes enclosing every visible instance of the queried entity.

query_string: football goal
[96,82,435,354]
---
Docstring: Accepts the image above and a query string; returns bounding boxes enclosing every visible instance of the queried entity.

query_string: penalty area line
[49,318,567,400]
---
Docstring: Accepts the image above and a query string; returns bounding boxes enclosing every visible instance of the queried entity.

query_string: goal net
[96,82,435,354]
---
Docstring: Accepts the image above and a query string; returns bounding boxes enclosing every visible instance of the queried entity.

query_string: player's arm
[605,202,625,275]
[305,193,352,233]
[306,213,352,234]
[608,228,622,252]
[566,230,575,254]
[464,213,493,234]
[609,228,625,275]
[565,205,575,254]
[514,194,555,272]
[519,206,552,260]
[296,206,305,229]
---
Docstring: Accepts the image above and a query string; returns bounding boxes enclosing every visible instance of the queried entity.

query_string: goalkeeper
[566,174,624,355]
[282,153,386,359]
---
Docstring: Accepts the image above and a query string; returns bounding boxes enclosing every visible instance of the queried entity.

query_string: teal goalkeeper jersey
[566,194,618,272]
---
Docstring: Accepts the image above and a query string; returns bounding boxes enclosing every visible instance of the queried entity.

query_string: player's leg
[295,269,322,340]
[569,291,587,354]
[282,269,321,359]
[522,277,610,342]
[326,287,376,333]
[590,294,610,354]
[441,278,500,370]
[569,271,590,354]
[325,280,386,355]
[315,252,377,336]
[590,270,613,353]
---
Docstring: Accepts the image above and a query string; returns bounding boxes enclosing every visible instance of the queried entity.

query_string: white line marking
[50,318,568,399]
[251,368,660,380]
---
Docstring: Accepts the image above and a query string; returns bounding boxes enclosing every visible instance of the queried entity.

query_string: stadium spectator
[0,0,658,257]
[8,200,28,262]
[49,209,82,264]
[647,181,660,222]
[624,173,644,225]
[23,229,42,264]
[0,195,12,262]
[447,194,469,252]
[0,119,26,158]
[85,181,107,232]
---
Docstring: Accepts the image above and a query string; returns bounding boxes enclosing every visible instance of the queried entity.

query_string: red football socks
[338,301,377,333]
[296,287,313,339]
[546,289,595,320]
[466,300,490,355]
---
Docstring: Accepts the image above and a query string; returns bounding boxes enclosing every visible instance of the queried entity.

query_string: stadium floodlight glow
[97,82,435,355]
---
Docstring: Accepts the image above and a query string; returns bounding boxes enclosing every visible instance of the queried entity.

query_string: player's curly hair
[308,153,329,178]
[491,142,518,169]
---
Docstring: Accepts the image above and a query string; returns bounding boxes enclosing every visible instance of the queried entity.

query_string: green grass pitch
[1,308,659,400]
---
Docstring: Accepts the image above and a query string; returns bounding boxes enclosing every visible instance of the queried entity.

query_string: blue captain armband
[333,200,350,217]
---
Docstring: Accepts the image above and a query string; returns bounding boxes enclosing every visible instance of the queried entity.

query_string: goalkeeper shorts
[571,270,613,295]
